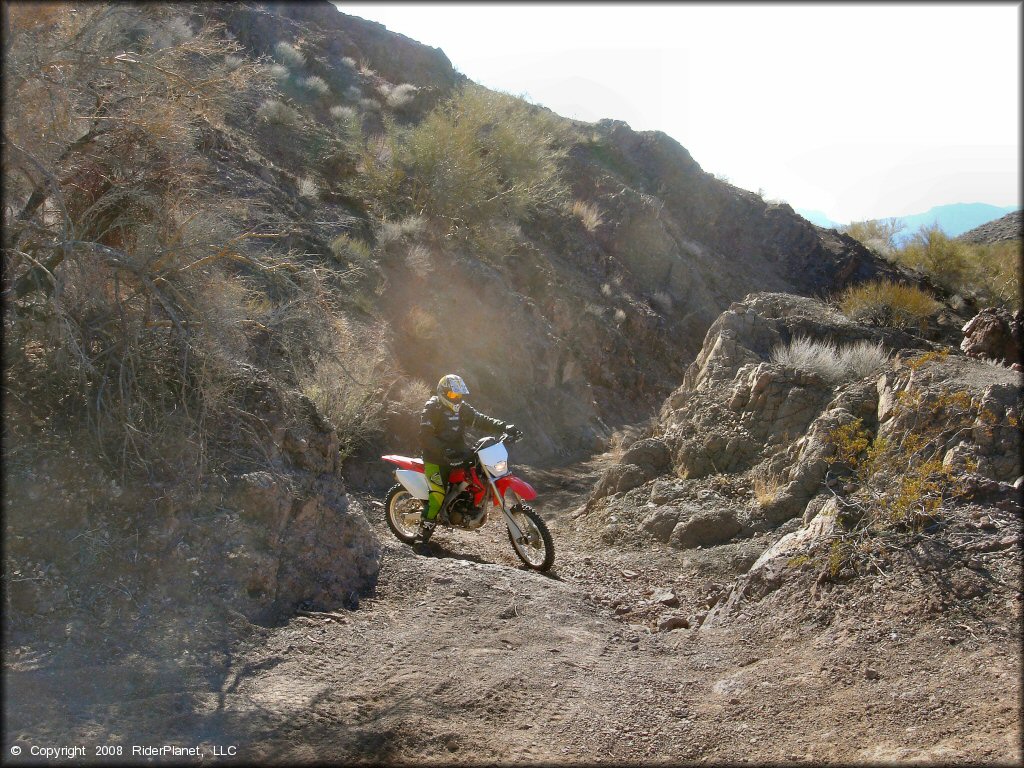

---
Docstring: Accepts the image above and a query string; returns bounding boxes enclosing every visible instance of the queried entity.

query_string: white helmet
[437,374,469,413]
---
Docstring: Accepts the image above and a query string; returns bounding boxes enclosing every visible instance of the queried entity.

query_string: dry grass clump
[570,199,603,233]
[837,280,939,329]
[650,291,674,314]
[274,40,305,68]
[298,177,320,200]
[257,98,301,128]
[386,83,419,110]
[330,104,357,120]
[330,234,373,265]
[771,337,889,384]
[405,244,434,277]
[301,75,330,96]
[752,471,782,507]
[376,215,426,247]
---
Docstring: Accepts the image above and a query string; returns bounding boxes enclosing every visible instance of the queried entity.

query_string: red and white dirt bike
[381,432,555,571]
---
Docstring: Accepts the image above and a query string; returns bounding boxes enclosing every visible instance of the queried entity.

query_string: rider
[419,374,520,536]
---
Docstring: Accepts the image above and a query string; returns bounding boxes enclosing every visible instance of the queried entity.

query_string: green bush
[898,225,972,291]
[363,84,570,228]
[868,223,1023,311]
[837,280,940,329]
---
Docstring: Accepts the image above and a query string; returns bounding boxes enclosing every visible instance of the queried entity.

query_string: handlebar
[502,430,524,445]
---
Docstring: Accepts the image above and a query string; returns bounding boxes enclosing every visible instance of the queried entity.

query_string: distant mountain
[892,203,1019,245]
[795,209,843,229]
[796,203,1020,244]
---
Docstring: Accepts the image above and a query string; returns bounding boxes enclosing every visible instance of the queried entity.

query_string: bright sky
[334,3,1020,223]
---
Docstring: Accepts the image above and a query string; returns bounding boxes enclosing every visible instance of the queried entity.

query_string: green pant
[423,462,447,520]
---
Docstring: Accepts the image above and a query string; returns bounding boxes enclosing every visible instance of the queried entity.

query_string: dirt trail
[7,457,1020,765]
[188,457,1021,765]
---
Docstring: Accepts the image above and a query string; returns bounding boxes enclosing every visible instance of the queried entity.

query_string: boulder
[641,505,686,543]
[669,509,742,549]
[593,463,648,499]
[960,307,1022,365]
[620,438,672,476]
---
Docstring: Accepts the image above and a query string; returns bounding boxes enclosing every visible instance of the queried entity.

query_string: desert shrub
[298,317,392,461]
[897,225,972,291]
[969,239,1022,310]
[771,337,889,384]
[837,280,939,329]
[1,6,288,477]
[392,378,432,412]
[841,218,905,255]
[840,340,890,379]
[405,244,434,277]
[377,84,570,228]
[274,41,305,68]
[269,63,290,81]
[821,386,983,577]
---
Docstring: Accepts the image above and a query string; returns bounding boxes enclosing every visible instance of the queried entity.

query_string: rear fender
[495,475,537,502]
[395,469,430,500]
[382,455,424,472]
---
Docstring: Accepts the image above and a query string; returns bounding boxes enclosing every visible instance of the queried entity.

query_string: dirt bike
[381,431,555,571]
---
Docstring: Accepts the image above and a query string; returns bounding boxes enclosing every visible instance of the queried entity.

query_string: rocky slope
[201,0,906,462]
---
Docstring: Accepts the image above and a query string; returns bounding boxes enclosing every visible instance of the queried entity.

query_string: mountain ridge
[797,202,1020,242]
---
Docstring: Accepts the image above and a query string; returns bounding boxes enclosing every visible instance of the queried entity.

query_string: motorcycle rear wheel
[507,503,555,572]
[385,484,426,544]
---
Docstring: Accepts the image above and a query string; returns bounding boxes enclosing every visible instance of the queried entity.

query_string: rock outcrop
[585,293,1022,552]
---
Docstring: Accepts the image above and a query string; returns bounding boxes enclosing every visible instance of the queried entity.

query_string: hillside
[3,2,1020,764]
[957,210,1023,245]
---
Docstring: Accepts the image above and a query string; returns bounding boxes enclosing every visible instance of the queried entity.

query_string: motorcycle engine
[447,493,487,530]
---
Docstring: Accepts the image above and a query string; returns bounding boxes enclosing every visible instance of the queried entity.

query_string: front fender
[495,475,537,502]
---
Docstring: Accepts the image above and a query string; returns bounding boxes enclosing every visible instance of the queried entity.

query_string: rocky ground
[5,446,1020,766]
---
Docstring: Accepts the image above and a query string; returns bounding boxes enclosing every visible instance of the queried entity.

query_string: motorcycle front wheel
[506,503,555,572]
[385,484,425,544]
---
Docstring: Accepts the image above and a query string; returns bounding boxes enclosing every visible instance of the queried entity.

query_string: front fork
[488,477,526,542]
